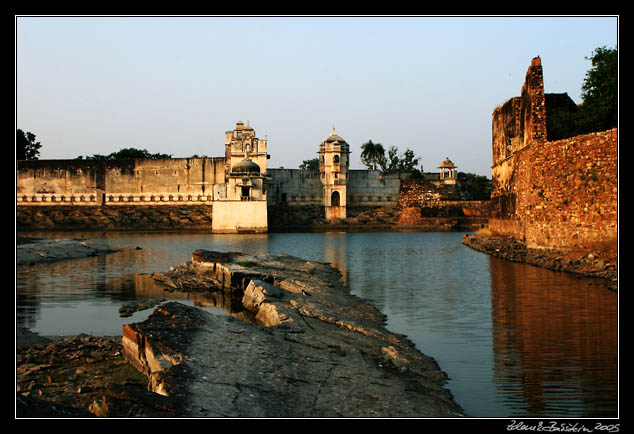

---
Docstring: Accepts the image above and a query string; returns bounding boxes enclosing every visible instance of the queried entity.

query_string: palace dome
[323,127,347,145]
[231,158,260,175]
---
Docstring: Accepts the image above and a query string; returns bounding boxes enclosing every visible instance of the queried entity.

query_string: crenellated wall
[489,57,617,249]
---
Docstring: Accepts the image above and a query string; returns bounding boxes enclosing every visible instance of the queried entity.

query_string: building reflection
[131,273,257,324]
[16,254,114,329]
[488,256,618,417]
[322,232,348,285]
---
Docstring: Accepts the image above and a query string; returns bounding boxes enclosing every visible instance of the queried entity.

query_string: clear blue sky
[16,16,618,177]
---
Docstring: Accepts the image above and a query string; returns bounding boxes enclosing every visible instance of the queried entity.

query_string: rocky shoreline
[16,240,467,418]
[462,232,618,290]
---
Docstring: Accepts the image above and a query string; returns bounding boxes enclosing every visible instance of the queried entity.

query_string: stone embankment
[17,205,214,231]
[268,204,486,232]
[123,250,467,417]
[462,232,618,289]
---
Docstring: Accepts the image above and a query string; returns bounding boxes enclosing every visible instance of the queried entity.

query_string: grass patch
[113,360,149,384]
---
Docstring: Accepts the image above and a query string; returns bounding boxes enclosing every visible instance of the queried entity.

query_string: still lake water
[15,231,618,418]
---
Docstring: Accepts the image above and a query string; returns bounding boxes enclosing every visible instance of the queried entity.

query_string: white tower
[319,128,350,220]
[212,120,269,233]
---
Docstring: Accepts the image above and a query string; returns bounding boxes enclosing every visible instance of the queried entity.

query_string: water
[15,231,618,418]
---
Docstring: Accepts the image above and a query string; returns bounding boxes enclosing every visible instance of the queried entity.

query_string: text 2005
[595,423,619,433]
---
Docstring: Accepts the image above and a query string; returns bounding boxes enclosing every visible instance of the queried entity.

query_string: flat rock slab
[124,250,467,417]
[16,237,119,266]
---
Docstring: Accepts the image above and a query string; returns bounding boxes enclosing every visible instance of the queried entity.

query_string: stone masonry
[489,57,617,249]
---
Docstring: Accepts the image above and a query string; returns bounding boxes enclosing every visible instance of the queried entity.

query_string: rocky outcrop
[16,334,178,418]
[16,237,119,266]
[122,250,467,417]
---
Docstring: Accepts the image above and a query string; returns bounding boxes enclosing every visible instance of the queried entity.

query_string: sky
[15,15,618,177]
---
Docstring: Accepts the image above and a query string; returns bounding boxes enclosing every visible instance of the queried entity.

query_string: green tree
[458,172,491,200]
[382,146,421,177]
[575,46,618,134]
[77,147,172,160]
[383,146,399,174]
[397,148,420,175]
[360,140,386,170]
[17,129,42,160]
[299,157,319,172]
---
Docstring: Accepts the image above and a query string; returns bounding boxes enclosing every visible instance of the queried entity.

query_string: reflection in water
[15,231,618,417]
[133,274,257,324]
[489,257,617,417]
[344,233,498,416]
[322,232,348,284]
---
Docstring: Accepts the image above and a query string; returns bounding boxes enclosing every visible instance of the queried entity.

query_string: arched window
[333,155,340,164]
[331,191,340,207]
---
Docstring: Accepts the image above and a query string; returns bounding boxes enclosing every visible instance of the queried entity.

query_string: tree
[382,146,421,177]
[458,172,491,200]
[17,129,42,160]
[360,140,386,170]
[383,146,399,174]
[398,148,420,175]
[299,157,319,172]
[575,46,618,134]
[77,147,172,160]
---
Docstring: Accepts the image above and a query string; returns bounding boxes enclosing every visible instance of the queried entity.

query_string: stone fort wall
[17,157,225,206]
[17,157,486,231]
[489,57,618,249]
[17,161,405,209]
[266,169,404,207]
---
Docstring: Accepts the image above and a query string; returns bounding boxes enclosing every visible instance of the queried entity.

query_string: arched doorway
[331,191,340,207]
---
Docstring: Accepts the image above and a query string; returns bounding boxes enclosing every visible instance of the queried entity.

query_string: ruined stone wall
[492,57,547,165]
[398,178,464,207]
[395,178,490,229]
[490,128,617,249]
[489,57,617,250]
